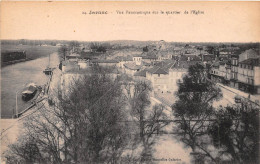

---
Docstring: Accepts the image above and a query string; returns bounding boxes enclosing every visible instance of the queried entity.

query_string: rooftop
[240,57,260,66]
[179,55,201,62]
[142,55,158,59]
[240,49,259,58]
[134,69,147,77]
[147,66,168,74]
[115,56,132,61]
[124,62,142,70]
[91,59,119,63]
[66,53,81,57]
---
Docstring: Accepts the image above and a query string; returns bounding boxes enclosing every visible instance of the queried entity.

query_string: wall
[254,66,260,86]
[238,66,254,84]
[146,69,187,93]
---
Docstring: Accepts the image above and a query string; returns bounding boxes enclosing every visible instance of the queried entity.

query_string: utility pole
[16,91,18,118]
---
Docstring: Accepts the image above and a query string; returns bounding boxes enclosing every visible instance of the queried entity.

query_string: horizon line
[1,39,260,44]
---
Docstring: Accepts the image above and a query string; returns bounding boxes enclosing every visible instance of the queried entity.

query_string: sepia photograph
[1,1,260,164]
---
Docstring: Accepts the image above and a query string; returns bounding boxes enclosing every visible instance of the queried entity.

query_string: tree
[172,63,222,163]
[206,46,215,54]
[69,41,80,52]
[129,81,169,162]
[90,42,109,53]
[58,45,68,60]
[4,135,45,164]
[5,71,129,163]
[143,46,149,52]
[209,100,259,163]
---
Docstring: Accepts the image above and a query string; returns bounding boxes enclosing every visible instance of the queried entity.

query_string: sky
[1,1,260,42]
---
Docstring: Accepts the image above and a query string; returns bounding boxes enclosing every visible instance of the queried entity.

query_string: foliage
[129,81,169,162]
[5,72,129,163]
[172,63,222,163]
[143,46,149,52]
[209,100,259,163]
[68,41,80,52]
[173,63,259,163]
[90,42,110,53]
[58,45,68,60]
[4,136,45,164]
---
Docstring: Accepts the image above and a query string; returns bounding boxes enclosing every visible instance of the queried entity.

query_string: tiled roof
[157,51,170,56]
[180,55,201,61]
[142,55,158,59]
[240,57,260,66]
[162,62,176,71]
[142,61,152,66]
[170,61,199,69]
[133,54,143,57]
[134,69,147,77]
[153,61,166,67]
[115,56,132,61]
[124,62,142,70]
[212,62,220,68]
[203,55,215,61]
[240,49,259,58]
[92,59,119,63]
[147,66,168,74]
[153,67,168,74]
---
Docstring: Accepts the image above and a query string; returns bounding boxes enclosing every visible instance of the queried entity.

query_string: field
[1,44,59,60]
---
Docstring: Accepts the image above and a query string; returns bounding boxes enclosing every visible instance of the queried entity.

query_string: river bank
[1,44,58,62]
[1,58,34,67]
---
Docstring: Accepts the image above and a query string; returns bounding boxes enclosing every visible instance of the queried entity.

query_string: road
[213,85,236,107]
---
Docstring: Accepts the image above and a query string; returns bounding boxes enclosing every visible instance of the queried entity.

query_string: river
[1,53,60,118]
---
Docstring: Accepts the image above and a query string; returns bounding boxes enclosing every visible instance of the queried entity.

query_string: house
[237,57,260,94]
[133,55,143,65]
[66,53,81,61]
[146,60,193,93]
[142,55,158,63]
[157,51,173,61]
[133,69,148,82]
[201,54,215,63]
[210,61,231,84]
[167,61,192,92]
[123,62,142,76]
[116,56,132,68]
[210,49,260,94]
[173,47,184,55]
[78,60,91,69]
[61,60,80,73]
[230,56,239,88]
[91,59,119,67]
[238,49,259,62]
[179,54,201,62]
[146,66,170,92]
